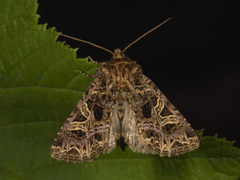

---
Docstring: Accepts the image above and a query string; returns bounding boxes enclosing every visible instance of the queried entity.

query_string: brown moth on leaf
[50,18,199,163]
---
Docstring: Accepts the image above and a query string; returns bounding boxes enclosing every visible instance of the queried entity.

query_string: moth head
[112,49,125,59]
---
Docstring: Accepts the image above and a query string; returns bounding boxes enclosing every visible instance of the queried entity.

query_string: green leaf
[0,0,239,180]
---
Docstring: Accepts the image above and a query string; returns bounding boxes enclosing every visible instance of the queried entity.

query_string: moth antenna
[122,17,172,53]
[60,33,114,55]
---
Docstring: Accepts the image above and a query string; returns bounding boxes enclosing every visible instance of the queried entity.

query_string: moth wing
[123,74,199,157]
[50,78,120,163]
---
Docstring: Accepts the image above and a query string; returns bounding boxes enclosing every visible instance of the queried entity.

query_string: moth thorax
[112,48,125,59]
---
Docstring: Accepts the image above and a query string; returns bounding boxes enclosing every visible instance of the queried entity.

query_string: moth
[50,18,199,163]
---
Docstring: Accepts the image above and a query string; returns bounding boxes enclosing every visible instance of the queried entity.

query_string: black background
[37,0,239,147]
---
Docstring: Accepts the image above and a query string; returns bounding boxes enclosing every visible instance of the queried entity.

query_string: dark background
[37,0,239,147]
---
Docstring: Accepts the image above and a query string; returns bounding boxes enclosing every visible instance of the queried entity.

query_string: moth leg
[87,56,99,65]
[75,69,95,78]
[75,56,99,78]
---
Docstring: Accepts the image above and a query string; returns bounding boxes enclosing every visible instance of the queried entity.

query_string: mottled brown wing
[50,77,120,163]
[123,74,199,157]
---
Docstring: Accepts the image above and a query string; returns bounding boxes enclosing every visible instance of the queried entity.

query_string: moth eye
[141,102,152,118]
[93,104,103,121]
